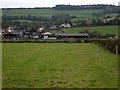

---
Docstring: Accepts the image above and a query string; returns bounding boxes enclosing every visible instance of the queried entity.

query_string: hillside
[2,5,119,35]
[2,8,103,20]
[2,4,119,20]
[50,25,118,35]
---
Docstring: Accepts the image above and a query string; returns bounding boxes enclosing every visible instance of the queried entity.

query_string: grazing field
[2,8,102,19]
[64,25,118,35]
[50,25,118,35]
[2,43,118,88]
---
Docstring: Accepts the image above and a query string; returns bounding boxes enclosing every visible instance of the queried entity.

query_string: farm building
[55,33,89,39]
[2,32,20,39]
[60,23,71,28]
[49,25,57,30]
[41,32,89,39]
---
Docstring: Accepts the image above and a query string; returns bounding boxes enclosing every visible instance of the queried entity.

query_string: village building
[60,23,71,28]
[49,25,57,30]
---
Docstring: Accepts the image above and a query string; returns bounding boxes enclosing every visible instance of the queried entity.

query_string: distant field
[3,43,118,88]
[2,8,118,21]
[50,25,118,35]
[105,14,118,18]
[2,8,102,19]
[11,20,32,22]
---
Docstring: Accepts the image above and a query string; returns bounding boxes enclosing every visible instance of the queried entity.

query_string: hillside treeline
[2,4,119,32]
[2,14,76,22]
[2,15,120,31]
[2,14,74,31]
[54,4,117,10]
[2,15,50,21]
[2,4,118,13]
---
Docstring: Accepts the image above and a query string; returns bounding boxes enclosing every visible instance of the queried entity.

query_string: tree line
[2,14,75,31]
[54,4,117,10]
[2,14,76,22]
[2,15,50,21]
[2,16,120,31]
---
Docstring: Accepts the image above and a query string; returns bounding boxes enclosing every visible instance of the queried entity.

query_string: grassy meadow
[2,8,102,20]
[2,43,118,88]
[50,25,118,35]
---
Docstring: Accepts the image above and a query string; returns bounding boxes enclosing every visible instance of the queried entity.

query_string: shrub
[94,39,120,54]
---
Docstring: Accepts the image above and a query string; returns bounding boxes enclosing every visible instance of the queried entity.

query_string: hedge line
[2,39,119,54]
[1,39,92,43]
[93,39,120,54]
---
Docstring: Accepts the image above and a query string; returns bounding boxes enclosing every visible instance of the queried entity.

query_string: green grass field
[2,9,102,19]
[50,25,118,35]
[2,8,118,22]
[2,43,118,88]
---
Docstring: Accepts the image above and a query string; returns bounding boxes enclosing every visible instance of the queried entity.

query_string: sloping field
[64,25,118,35]
[2,43,118,88]
[2,8,102,19]
[50,25,118,35]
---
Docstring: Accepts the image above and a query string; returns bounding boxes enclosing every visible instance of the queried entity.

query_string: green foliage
[106,15,113,18]
[2,14,50,21]
[94,39,120,54]
[2,8,119,31]
[106,18,120,25]
[116,14,120,18]
[103,6,118,14]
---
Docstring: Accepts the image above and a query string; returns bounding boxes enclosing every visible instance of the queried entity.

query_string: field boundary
[93,39,120,54]
[1,39,92,43]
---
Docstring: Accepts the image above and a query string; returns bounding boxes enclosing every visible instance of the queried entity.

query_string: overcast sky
[0,0,119,8]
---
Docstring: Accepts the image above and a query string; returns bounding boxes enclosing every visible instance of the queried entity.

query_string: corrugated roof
[55,33,89,36]
[43,32,52,35]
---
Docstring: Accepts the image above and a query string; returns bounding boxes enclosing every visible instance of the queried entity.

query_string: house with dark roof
[55,33,89,39]
[2,32,20,39]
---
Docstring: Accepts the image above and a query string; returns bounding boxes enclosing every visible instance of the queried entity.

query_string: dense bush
[54,4,116,10]
[94,39,120,54]
[2,15,50,21]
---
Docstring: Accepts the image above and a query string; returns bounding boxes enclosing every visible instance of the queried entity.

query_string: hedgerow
[94,39,120,54]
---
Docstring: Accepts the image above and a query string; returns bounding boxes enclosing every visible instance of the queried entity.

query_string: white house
[49,25,57,30]
[37,27,44,33]
[60,23,71,28]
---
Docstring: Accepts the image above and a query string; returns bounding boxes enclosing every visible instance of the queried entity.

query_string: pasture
[50,25,118,35]
[2,43,118,88]
[2,8,102,19]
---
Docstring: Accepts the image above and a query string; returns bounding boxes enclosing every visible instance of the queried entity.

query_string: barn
[2,32,20,39]
[55,33,89,39]
[42,33,89,39]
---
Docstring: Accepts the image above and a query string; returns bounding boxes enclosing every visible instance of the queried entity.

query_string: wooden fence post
[116,45,118,55]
